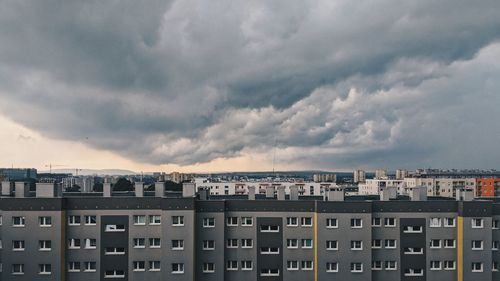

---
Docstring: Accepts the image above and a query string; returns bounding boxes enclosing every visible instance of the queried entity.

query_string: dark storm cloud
[1,0,500,168]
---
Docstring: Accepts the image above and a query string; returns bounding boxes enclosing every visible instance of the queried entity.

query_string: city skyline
[2,1,500,172]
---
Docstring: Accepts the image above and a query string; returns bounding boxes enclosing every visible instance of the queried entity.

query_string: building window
[172,216,184,226]
[286,217,298,226]
[227,239,238,248]
[84,238,97,249]
[287,260,298,271]
[104,270,125,278]
[404,247,423,254]
[326,262,338,272]
[133,215,146,225]
[384,239,397,249]
[104,247,125,255]
[172,240,184,250]
[385,261,397,270]
[403,226,422,233]
[149,261,161,271]
[260,225,279,232]
[350,263,363,273]
[471,262,483,272]
[260,247,280,254]
[12,264,24,275]
[372,261,382,270]
[202,240,215,250]
[84,215,97,225]
[430,239,441,248]
[241,217,253,226]
[351,218,362,228]
[444,261,456,270]
[241,239,253,248]
[492,241,499,250]
[430,261,442,270]
[133,261,146,272]
[68,262,80,272]
[301,261,313,270]
[133,238,146,248]
[172,263,184,274]
[471,218,484,228]
[149,238,161,248]
[471,240,483,250]
[260,269,280,276]
[372,239,382,248]
[492,262,498,272]
[350,240,363,250]
[301,239,313,249]
[429,217,441,227]
[104,224,125,232]
[68,238,81,249]
[493,219,499,229]
[404,268,424,276]
[287,239,298,249]
[241,261,253,270]
[326,218,338,228]
[301,217,313,227]
[149,215,161,225]
[226,217,238,226]
[12,240,25,251]
[39,216,52,227]
[203,217,215,228]
[372,217,381,227]
[444,239,456,248]
[12,216,25,227]
[39,240,52,251]
[384,218,396,227]
[226,260,238,271]
[203,263,215,273]
[68,215,80,226]
[326,240,338,250]
[444,218,456,227]
[83,262,96,272]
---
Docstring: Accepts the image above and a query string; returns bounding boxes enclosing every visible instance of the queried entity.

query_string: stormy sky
[1,0,500,172]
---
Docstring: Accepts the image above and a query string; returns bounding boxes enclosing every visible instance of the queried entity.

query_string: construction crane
[44,164,66,174]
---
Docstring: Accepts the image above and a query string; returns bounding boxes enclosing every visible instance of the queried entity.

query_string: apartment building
[476,178,500,197]
[0,181,499,281]
[194,180,337,196]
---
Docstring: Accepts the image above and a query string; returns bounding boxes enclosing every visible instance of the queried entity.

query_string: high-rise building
[312,174,336,183]
[375,169,387,179]
[353,170,366,183]
[0,182,498,281]
[0,168,37,180]
[395,169,409,180]
[476,178,500,197]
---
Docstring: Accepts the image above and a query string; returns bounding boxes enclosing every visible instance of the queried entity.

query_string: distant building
[170,172,193,183]
[375,169,387,179]
[476,178,500,197]
[312,173,336,183]
[353,170,366,183]
[395,169,409,180]
[0,168,37,180]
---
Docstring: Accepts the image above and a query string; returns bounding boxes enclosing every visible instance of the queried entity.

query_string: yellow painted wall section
[457,216,463,281]
[314,212,318,281]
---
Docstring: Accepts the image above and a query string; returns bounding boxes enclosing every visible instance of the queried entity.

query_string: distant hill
[40,169,136,176]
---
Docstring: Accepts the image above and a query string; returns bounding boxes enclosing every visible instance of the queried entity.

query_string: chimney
[248,186,256,200]
[380,186,397,201]
[410,186,427,201]
[327,187,345,201]
[456,187,474,201]
[36,182,61,198]
[265,186,275,198]
[289,185,299,200]
[198,189,209,200]
[103,183,112,197]
[14,182,30,198]
[154,182,165,197]
[182,182,196,197]
[277,186,285,200]
[1,181,14,196]
[135,182,144,197]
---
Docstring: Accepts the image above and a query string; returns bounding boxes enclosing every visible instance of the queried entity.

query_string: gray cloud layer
[1,0,500,169]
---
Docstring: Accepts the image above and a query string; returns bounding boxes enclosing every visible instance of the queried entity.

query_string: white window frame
[471,240,483,250]
[350,263,363,273]
[172,216,184,226]
[68,238,81,249]
[133,261,146,272]
[351,218,363,228]
[202,240,215,250]
[83,262,96,272]
[471,218,484,229]
[301,217,313,227]
[241,239,253,248]
[444,217,456,227]
[67,262,80,272]
[149,238,161,249]
[12,216,26,227]
[149,215,161,225]
[384,217,396,227]
[227,239,238,248]
[104,224,125,232]
[326,240,338,250]
[471,262,483,272]
[12,264,25,275]
[350,240,363,251]
[202,263,215,273]
[326,262,338,272]
[429,217,442,228]
[430,261,442,270]
[172,240,184,250]
[301,261,314,271]
[287,260,299,271]
[444,239,456,249]
[430,239,442,249]
[39,216,52,227]
[226,217,238,226]
[286,217,298,227]
[39,240,52,251]
[384,239,397,249]
[12,240,25,251]
[241,217,253,226]
[226,260,238,271]
[84,215,97,225]
[84,238,97,249]
[326,218,338,228]
[444,261,456,270]
[260,225,279,232]
[287,239,298,249]
[133,215,146,225]
[301,239,313,249]
[149,261,161,272]
[241,260,253,271]
[385,261,397,270]
[68,216,80,226]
